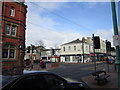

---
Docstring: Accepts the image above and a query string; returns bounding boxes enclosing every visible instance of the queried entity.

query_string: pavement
[81,64,118,90]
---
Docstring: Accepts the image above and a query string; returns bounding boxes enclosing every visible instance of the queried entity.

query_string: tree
[36,40,45,48]
[35,40,46,59]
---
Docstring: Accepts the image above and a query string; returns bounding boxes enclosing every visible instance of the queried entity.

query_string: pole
[82,37,84,63]
[111,1,120,90]
[0,1,2,89]
[30,44,33,69]
[106,40,109,72]
[93,34,96,71]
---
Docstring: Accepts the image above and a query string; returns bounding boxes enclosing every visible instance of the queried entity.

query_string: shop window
[2,44,16,59]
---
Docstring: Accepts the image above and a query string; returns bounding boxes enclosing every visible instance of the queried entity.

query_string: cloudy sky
[25,1,119,48]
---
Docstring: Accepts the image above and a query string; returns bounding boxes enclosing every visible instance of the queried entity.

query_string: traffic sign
[113,35,120,46]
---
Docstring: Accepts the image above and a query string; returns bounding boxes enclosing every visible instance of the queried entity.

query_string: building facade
[86,37,106,61]
[2,2,27,75]
[24,46,61,63]
[60,39,92,63]
[60,37,111,63]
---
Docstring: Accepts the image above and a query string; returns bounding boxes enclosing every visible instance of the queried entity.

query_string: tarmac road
[47,62,115,89]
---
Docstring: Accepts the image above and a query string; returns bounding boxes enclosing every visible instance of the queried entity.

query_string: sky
[25,1,119,48]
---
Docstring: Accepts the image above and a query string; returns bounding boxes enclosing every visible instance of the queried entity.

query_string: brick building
[1,1,27,75]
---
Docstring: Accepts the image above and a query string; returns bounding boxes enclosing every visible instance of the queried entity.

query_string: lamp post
[111,1,120,90]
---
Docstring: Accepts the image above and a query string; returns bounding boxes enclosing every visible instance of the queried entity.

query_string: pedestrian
[39,59,43,67]
[39,59,46,68]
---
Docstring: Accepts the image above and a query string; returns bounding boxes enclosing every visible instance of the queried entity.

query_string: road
[47,62,115,88]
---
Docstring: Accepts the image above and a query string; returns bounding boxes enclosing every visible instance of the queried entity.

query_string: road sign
[113,35,120,46]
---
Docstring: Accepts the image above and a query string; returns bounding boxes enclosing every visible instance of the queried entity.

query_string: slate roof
[62,39,83,45]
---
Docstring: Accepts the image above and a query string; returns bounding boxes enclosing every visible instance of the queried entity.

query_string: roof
[61,39,83,45]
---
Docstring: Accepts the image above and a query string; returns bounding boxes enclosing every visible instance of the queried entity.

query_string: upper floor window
[63,47,65,52]
[10,7,15,17]
[5,23,17,36]
[74,46,76,51]
[68,46,71,50]
[86,46,88,51]
[2,44,16,59]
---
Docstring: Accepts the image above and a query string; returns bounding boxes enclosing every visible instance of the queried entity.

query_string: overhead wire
[27,20,53,31]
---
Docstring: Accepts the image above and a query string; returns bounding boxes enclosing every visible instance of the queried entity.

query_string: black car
[2,71,85,90]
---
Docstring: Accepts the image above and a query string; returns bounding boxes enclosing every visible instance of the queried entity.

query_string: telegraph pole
[111,1,120,90]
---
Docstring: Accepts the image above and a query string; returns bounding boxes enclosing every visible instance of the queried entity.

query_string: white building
[60,37,111,63]
[24,46,60,62]
[60,38,92,63]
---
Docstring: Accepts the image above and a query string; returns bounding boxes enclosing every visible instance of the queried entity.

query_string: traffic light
[52,49,54,55]
[27,46,30,53]
[111,47,115,51]
[106,41,111,51]
[93,36,100,49]
[32,45,35,53]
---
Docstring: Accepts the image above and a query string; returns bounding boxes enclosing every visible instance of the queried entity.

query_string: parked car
[107,59,115,64]
[2,71,85,90]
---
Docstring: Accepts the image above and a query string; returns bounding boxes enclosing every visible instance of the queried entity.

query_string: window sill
[2,59,18,62]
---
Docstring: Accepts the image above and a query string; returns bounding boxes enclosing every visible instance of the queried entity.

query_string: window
[11,25,16,35]
[5,23,17,36]
[86,46,88,51]
[74,46,76,51]
[10,7,15,16]
[2,44,16,59]
[44,75,65,89]
[68,46,71,50]
[6,24,10,34]
[11,75,46,89]
[63,47,65,52]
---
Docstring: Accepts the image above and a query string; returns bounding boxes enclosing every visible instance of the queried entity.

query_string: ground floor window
[2,44,16,59]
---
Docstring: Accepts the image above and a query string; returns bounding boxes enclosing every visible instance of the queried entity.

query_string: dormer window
[10,7,15,17]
